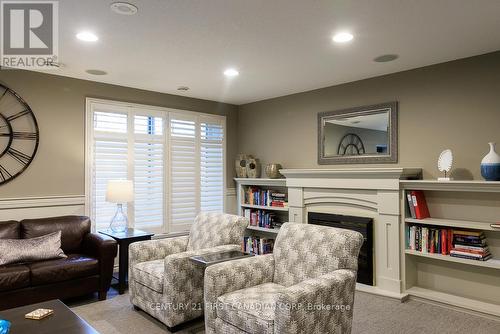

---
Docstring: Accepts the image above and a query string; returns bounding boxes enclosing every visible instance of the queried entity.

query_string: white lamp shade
[106,180,134,203]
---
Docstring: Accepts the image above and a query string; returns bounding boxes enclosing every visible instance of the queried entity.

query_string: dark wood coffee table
[99,228,154,294]
[0,300,97,334]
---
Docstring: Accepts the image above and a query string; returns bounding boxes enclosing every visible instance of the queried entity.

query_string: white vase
[481,142,500,181]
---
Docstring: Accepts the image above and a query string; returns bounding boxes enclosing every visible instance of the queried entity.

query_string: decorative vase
[265,163,283,179]
[235,154,252,178]
[481,142,500,181]
[246,158,261,178]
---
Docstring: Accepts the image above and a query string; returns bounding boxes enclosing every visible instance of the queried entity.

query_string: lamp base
[109,203,128,233]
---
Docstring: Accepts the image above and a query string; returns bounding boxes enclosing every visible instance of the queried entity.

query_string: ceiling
[327,112,388,131]
[31,0,500,105]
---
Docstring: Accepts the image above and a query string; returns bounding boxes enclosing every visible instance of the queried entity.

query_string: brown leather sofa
[0,216,117,310]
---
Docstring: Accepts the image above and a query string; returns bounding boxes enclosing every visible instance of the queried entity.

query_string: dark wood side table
[99,228,154,294]
[190,250,252,268]
[0,300,98,334]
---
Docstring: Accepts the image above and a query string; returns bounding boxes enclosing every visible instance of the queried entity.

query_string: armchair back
[273,222,364,287]
[186,212,248,251]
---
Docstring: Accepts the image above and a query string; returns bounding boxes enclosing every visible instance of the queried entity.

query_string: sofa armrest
[82,233,118,293]
[275,269,357,334]
[204,254,275,333]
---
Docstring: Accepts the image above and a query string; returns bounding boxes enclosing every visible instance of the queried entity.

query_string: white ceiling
[33,0,500,105]
[327,112,388,131]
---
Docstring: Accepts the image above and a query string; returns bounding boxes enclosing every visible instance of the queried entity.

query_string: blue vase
[0,319,11,334]
[481,142,500,181]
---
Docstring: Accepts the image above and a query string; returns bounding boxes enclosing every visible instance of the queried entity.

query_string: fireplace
[308,212,374,285]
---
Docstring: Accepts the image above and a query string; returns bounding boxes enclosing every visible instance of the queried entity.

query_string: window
[86,99,226,233]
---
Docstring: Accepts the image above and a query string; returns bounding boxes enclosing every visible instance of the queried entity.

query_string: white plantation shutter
[133,114,165,232]
[91,108,129,231]
[87,99,225,233]
[169,115,198,232]
[200,118,224,213]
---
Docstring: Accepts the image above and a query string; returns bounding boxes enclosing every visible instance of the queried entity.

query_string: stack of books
[269,191,287,207]
[406,190,430,219]
[243,209,281,229]
[245,187,287,207]
[451,230,491,261]
[242,236,274,255]
[407,225,492,261]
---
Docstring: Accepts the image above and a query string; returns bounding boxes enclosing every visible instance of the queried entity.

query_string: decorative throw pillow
[0,231,66,266]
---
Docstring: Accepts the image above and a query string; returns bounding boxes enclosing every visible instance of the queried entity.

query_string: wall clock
[337,133,365,156]
[0,83,39,185]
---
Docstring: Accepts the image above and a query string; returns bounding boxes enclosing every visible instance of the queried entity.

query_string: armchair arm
[129,236,189,304]
[160,244,240,327]
[129,235,189,266]
[275,269,357,334]
[82,233,117,293]
[204,254,275,334]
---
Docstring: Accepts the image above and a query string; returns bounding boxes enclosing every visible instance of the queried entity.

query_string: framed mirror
[318,101,398,164]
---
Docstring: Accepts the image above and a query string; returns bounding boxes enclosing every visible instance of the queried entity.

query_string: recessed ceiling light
[177,86,189,91]
[76,31,98,42]
[110,2,138,15]
[86,69,107,75]
[332,32,354,43]
[374,54,399,62]
[224,68,239,77]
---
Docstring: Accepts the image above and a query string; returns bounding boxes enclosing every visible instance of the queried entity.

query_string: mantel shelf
[405,218,500,231]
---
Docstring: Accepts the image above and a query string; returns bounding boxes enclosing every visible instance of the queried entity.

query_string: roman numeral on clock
[0,164,12,182]
[0,132,37,140]
[7,148,31,165]
[6,109,31,122]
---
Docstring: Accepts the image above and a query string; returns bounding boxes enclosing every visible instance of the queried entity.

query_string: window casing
[85,98,226,234]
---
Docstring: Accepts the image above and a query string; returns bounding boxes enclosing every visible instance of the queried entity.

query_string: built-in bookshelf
[401,180,500,318]
[235,178,288,254]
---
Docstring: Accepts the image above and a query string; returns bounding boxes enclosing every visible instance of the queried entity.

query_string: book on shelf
[408,190,430,219]
[407,225,492,261]
[245,208,282,229]
[242,236,274,255]
[245,187,287,207]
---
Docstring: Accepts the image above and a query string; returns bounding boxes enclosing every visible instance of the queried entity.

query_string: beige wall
[0,70,238,198]
[237,51,500,180]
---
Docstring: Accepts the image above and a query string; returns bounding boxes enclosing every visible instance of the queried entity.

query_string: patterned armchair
[204,222,364,334]
[129,212,248,330]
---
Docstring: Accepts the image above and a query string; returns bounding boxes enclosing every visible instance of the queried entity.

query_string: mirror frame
[318,101,398,164]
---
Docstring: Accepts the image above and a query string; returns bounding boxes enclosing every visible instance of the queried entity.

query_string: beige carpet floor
[71,291,500,334]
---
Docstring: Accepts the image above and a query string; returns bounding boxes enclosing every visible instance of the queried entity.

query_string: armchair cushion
[217,282,285,334]
[204,254,275,333]
[133,259,164,293]
[187,212,248,251]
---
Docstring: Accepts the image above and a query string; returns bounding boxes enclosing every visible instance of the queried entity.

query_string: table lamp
[106,180,134,233]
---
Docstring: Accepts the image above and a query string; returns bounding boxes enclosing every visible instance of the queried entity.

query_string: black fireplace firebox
[308,212,374,286]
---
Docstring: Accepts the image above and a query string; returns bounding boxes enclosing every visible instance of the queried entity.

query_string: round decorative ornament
[0,84,39,185]
[437,149,453,181]
[481,142,500,181]
[265,163,283,179]
[246,158,261,178]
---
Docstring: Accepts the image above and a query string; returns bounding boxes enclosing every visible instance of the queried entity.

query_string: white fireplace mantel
[280,167,422,299]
